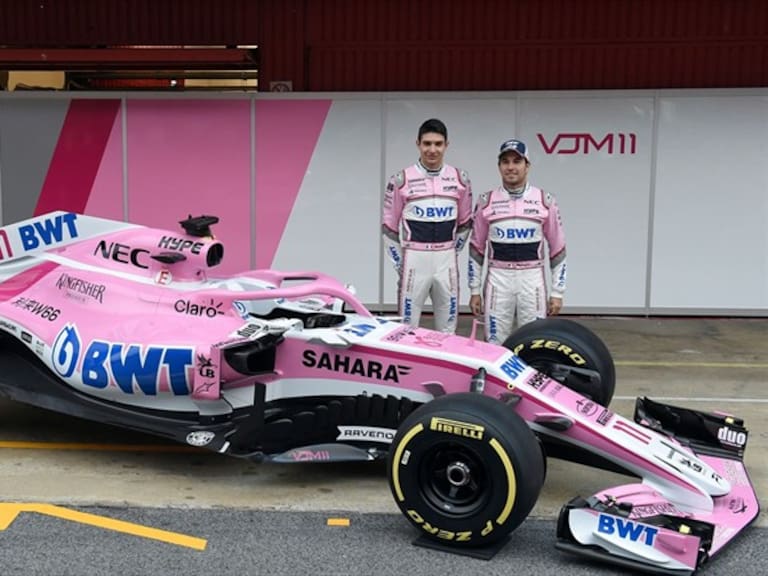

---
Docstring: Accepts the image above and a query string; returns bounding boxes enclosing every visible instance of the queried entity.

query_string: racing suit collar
[417,159,444,177]
[502,182,529,197]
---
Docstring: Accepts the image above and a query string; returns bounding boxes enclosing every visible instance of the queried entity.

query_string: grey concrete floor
[0,315,765,526]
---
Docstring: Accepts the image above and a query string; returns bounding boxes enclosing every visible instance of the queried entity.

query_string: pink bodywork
[0,212,759,571]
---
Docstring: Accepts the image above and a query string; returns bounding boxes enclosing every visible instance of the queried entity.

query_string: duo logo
[412,206,454,219]
[52,324,193,395]
[597,515,658,546]
[19,213,79,252]
[496,227,535,240]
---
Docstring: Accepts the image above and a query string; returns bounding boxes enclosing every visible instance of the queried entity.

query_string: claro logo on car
[51,324,193,395]
[301,350,411,383]
[174,299,224,318]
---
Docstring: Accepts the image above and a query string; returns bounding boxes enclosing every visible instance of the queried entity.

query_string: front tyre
[388,393,544,548]
[504,318,616,406]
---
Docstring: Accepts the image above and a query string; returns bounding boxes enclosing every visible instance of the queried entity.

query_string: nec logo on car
[597,515,658,546]
[94,240,151,269]
[52,324,193,395]
[18,213,79,252]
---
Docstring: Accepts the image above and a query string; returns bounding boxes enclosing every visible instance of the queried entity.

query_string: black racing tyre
[387,393,544,548]
[503,318,615,406]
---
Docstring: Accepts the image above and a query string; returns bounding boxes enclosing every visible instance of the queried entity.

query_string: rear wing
[0,211,139,264]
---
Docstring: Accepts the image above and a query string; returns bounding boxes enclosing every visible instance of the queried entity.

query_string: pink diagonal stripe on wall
[34,99,121,216]
[255,100,331,267]
[125,98,252,274]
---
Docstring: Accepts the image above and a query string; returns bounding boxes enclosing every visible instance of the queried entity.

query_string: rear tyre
[388,393,544,548]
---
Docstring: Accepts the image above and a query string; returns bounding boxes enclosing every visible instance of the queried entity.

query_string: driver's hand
[548,297,563,316]
[469,294,483,316]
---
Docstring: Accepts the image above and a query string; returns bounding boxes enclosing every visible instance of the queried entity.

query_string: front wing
[555,398,760,574]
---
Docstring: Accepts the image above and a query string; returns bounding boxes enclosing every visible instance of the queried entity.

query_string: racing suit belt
[406,219,456,244]
[488,259,544,270]
[401,240,455,251]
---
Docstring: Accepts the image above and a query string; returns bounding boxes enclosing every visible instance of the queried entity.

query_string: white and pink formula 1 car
[0,211,759,574]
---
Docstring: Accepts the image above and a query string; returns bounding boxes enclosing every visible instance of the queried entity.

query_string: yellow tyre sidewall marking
[391,423,424,502]
[489,437,517,525]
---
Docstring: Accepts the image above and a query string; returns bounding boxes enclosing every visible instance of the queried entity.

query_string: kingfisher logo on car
[174,298,225,318]
[52,324,193,395]
[56,273,106,304]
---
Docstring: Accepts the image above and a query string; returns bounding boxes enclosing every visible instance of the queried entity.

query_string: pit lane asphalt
[0,509,765,576]
[1,316,767,575]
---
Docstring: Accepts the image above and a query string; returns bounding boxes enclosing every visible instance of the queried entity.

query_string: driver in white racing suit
[469,138,567,344]
[382,119,473,333]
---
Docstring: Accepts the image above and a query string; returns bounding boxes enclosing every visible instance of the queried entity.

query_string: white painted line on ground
[616,360,768,368]
[614,396,768,403]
